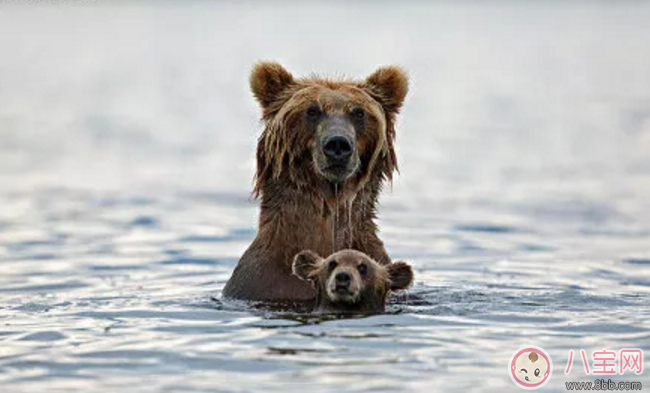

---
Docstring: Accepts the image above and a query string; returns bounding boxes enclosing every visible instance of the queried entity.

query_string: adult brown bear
[223,62,408,303]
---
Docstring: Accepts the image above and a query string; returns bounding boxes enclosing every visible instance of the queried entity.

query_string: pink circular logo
[509,346,553,390]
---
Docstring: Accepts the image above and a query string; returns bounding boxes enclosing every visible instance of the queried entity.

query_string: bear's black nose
[335,271,351,285]
[323,136,353,162]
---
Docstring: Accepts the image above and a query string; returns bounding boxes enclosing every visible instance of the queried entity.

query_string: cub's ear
[387,261,413,291]
[250,61,295,109]
[292,250,323,281]
[363,65,409,114]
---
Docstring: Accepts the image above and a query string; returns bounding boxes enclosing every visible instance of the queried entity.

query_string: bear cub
[292,249,413,314]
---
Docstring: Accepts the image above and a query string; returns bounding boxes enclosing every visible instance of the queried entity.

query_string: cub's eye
[350,107,365,120]
[357,263,367,276]
[534,368,540,377]
[306,104,321,119]
[327,260,337,271]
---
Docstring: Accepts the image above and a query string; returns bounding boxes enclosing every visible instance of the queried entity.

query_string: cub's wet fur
[292,249,413,314]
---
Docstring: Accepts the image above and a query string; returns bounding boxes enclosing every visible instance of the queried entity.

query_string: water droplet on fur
[332,183,339,253]
[346,194,355,249]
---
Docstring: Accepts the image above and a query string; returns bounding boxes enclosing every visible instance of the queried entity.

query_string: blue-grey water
[1,2,650,392]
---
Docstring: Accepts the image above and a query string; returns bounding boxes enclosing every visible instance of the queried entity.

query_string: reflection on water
[1,2,650,392]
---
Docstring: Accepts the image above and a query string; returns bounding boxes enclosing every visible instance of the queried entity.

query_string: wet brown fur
[223,62,408,302]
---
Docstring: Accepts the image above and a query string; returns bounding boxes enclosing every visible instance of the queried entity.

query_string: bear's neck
[255,176,386,264]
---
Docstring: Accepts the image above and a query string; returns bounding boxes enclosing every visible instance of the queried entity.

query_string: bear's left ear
[363,65,409,114]
[387,261,413,291]
[292,250,323,281]
[250,61,296,109]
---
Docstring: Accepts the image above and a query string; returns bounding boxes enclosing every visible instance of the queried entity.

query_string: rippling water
[1,2,650,392]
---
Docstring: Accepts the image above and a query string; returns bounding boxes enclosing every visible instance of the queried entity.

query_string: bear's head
[250,62,408,197]
[292,249,413,313]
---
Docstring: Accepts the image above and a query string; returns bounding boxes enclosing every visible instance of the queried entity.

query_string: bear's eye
[357,263,367,276]
[350,107,365,120]
[306,104,322,120]
[327,260,337,271]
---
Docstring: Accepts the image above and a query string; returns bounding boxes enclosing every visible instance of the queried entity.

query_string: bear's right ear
[292,250,323,281]
[363,65,409,115]
[250,61,295,109]
[387,261,414,291]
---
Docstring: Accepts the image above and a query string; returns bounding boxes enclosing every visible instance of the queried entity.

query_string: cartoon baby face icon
[509,346,553,390]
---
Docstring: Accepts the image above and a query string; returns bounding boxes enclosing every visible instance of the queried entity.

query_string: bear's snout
[334,271,352,290]
[326,267,362,304]
[322,135,354,163]
[315,116,359,183]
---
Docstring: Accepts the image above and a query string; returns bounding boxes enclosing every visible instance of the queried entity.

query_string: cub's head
[250,62,408,195]
[292,249,413,313]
